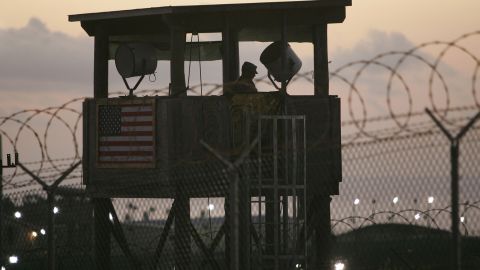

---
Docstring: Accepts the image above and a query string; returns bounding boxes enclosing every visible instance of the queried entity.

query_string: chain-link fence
[1,110,479,270]
[1,31,480,270]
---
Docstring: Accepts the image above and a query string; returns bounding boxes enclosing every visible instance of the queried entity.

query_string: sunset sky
[1,0,478,110]
[1,0,479,43]
[1,0,479,163]
[0,1,479,221]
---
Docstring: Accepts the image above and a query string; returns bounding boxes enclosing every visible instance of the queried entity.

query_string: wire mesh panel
[251,115,307,270]
[330,123,480,270]
[2,28,480,269]
[1,117,480,270]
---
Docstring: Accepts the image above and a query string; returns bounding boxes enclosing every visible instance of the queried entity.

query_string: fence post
[93,198,111,270]
[425,109,480,270]
[19,161,81,270]
[0,136,3,267]
[0,136,19,267]
[47,191,55,270]
[201,137,258,270]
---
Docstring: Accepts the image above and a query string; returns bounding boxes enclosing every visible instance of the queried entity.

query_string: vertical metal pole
[229,172,240,270]
[302,117,307,268]
[273,119,279,270]
[265,117,275,265]
[0,136,3,266]
[282,195,288,254]
[15,162,78,270]
[0,137,18,267]
[225,192,230,268]
[47,192,56,270]
[240,110,251,270]
[426,109,480,270]
[291,119,298,258]
[258,118,264,264]
[282,120,289,254]
[451,142,460,270]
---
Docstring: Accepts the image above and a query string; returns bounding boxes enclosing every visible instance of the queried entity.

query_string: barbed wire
[5,188,480,240]
[1,31,479,189]
[331,200,480,236]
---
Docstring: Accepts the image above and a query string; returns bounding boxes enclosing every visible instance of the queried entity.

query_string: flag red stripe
[119,131,153,136]
[121,111,153,116]
[119,104,154,107]
[121,121,153,126]
[99,141,153,146]
[98,103,154,165]
[98,161,152,164]
[99,151,153,156]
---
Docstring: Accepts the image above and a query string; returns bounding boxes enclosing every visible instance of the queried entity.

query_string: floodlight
[115,43,158,96]
[260,41,302,90]
[9,256,18,264]
[428,196,434,204]
[334,262,345,270]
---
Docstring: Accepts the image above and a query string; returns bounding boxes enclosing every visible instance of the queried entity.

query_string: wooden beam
[93,27,110,268]
[94,26,109,98]
[175,191,191,270]
[311,195,332,270]
[107,200,139,269]
[313,24,329,97]
[170,26,187,96]
[154,200,176,268]
[94,198,111,270]
[187,219,222,270]
[222,18,239,86]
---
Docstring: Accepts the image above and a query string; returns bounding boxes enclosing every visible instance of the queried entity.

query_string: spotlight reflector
[335,262,345,270]
[9,255,18,264]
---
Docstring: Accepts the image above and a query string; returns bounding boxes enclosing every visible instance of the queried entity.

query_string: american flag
[97,100,155,167]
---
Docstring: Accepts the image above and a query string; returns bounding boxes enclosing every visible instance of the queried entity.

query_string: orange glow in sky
[1,0,479,45]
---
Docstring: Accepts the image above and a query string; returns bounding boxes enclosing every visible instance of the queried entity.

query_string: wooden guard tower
[70,1,351,269]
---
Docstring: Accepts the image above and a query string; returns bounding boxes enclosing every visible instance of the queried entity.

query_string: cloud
[0,20,471,118]
[4,21,412,98]
[0,18,93,93]
[331,30,417,67]
[322,30,476,123]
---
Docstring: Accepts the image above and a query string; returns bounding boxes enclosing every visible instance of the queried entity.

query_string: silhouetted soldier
[224,61,258,96]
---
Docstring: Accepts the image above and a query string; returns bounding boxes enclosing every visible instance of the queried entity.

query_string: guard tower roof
[69,0,351,42]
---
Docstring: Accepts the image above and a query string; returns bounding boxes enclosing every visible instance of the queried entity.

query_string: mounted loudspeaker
[115,43,157,78]
[115,43,157,96]
[260,41,302,90]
